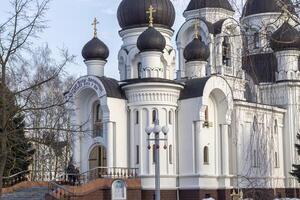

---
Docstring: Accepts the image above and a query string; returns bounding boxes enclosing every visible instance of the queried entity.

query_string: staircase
[1,167,138,199]
[47,167,138,199]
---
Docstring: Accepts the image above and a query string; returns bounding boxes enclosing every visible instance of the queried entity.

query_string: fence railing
[3,170,64,188]
[47,166,138,199]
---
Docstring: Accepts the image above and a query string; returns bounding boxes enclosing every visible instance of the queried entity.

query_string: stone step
[2,186,48,200]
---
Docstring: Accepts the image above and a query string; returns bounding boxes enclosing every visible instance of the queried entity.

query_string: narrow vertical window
[222,36,231,67]
[136,145,139,164]
[204,146,209,164]
[254,32,259,49]
[205,107,209,122]
[138,62,142,79]
[253,150,257,167]
[169,111,172,124]
[96,104,101,121]
[153,144,156,163]
[275,152,279,168]
[169,145,172,164]
[93,102,103,137]
[152,110,157,123]
[136,110,139,124]
[274,119,278,135]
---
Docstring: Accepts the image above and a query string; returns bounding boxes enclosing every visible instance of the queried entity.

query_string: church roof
[179,77,210,100]
[117,0,175,30]
[242,0,296,17]
[270,22,300,52]
[184,37,210,62]
[97,77,126,99]
[185,0,234,12]
[242,53,277,84]
[82,37,109,61]
[137,27,166,52]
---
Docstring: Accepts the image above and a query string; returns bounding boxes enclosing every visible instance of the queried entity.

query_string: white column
[129,109,135,168]
[70,103,81,167]
[222,124,229,175]
[177,46,185,79]
[195,121,202,174]
[107,121,114,168]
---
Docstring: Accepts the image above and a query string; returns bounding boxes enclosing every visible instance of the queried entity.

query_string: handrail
[47,166,139,198]
[3,170,30,180]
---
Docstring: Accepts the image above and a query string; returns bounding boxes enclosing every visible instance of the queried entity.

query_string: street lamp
[145,119,169,200]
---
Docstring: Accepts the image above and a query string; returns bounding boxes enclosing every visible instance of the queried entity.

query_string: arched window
[253,150,258,167]
[266,30,272,43]
[253,116,258,133]
[135,110,139,124]
[93,102,103,137]
[169,111,172,124]
[112,180,126,200]
[136,145,139,164]
[203,146,209,164]
[274,119,278,135]
[205,107,209,122]
[152,110,158,123]
[222,36,231,67]
[254,32,259,49]
[275,152,279,168]
[137,62,142,79]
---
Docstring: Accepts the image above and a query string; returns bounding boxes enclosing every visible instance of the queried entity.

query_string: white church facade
[66,0,300,199]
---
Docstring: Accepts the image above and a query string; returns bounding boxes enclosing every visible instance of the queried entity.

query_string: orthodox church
[66,0,300,199]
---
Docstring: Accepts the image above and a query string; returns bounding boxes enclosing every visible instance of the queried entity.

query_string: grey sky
[1,0,191,80]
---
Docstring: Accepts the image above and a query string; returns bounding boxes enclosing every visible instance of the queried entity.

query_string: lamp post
[145,119,169,200]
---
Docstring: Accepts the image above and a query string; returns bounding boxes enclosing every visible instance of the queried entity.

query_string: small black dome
[184,37,210,62]
[137,27,166,52]
[270,22,300,52]
[82,37,109,61]
[242,0,296,17]
[185,0,234,12]
[117,0,175,30]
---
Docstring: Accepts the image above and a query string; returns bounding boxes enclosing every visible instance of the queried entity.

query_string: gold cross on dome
[194,20,200,39]
[92,17,99,38]
[146,5,156,27]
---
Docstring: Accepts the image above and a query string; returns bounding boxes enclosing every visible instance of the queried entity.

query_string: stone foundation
[45,186,300,200]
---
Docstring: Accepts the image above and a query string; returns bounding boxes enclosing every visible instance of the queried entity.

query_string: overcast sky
[1,0,193,80]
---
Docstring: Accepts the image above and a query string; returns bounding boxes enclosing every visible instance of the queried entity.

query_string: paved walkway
[2,186,48,200]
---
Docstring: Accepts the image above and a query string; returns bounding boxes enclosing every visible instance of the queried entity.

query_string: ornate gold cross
[194,20,200,39]
[146,5,156,27]
[92,17,99,38]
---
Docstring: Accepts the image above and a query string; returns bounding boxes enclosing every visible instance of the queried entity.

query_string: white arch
[201,76,233,124]
[176,18,211,48]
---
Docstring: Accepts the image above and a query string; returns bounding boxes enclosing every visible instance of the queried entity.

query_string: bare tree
[0,0,75,197]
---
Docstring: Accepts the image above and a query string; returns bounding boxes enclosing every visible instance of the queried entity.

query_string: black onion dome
[137,27,166,52]
[242,0,296,17]
[117,0,175,30]
[82,37,109,61]
[184,37,210,62]
[270,22,300,52]
[185,0,234,12]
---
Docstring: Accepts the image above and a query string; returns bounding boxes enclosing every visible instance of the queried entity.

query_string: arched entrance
[89,145,107,170]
